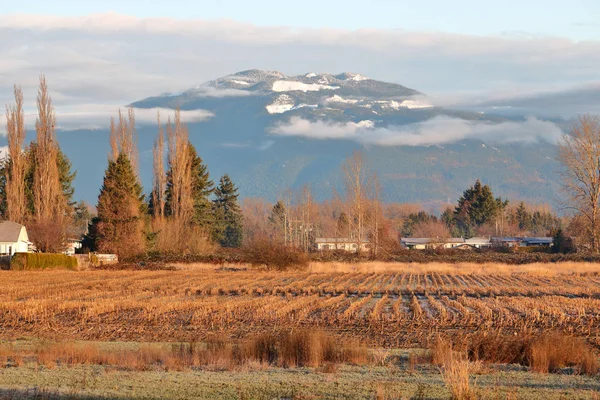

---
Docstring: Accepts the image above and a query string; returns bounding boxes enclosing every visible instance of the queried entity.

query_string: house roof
[492,237,553,244]
[0,221,25,243]
[522,237,553,244]
[492,237,522,242]
[465,237,492,245]
[401,238,465,245]
[315,238,369,243]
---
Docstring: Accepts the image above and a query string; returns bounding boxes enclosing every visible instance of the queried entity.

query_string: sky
[1,0,600,131]
[4,0,600,41]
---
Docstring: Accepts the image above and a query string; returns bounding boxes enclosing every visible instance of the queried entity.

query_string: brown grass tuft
[528,333,598,375]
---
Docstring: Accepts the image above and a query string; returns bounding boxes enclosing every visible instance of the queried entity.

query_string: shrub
[242,238,309,270]
[11,253,77,270]
[150,218,215,256]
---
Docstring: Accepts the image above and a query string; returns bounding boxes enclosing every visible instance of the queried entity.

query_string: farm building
[401,237,473,250]
[64,238,83,256]
[492,237,554,247]
[0,221,31,255]
[315,238,370,252]
[402,236,554,250]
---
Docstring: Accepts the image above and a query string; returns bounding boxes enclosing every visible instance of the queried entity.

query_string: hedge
[11,253,78,270]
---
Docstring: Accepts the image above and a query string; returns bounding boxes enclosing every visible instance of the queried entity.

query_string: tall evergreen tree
[336,212,349,238]
[515,202,531,232]
[269,200,287,243]
[189,144,214,228]
[453,180,500,237]
[212,174,243,247]
[96,153,146,258]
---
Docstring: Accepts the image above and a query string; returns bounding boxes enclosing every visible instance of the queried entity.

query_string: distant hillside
[15,70,563,208]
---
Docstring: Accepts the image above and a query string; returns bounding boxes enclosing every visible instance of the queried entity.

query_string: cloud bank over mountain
[0,107,212,135]
[270,116,563,146]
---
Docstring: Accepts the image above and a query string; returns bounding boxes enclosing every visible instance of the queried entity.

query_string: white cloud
[0,13,598,113]
[185,87,254,98]
[270,116,562,146]
[0,106,212,135]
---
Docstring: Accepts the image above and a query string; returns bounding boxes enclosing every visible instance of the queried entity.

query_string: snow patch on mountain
[228,79,250,86]
[266,94,295,114]
[272,80,339,93]
[325,95,359,105]
[348,74,369,82]
[376,99,433,110]
[266,94,319,114]
[305,72,317,78]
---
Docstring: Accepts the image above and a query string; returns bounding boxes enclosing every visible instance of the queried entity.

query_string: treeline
[400,181,561,239]
[82,109,244,258]
[242,178,568,256]
[1,78,90,251]
[3,77,243,258]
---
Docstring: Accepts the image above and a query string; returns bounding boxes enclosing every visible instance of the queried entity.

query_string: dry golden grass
[0,330,368,371]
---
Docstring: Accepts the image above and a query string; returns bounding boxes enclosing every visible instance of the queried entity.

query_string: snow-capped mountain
[133,69,428,118]
[50,70,562,206]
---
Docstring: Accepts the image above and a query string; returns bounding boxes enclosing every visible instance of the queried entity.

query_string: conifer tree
[453,179,501,237]
[189,144,214,227]
[212,174,243,247]
[96,153,146,258]
[269,200,288,243]
[20,143,76,217]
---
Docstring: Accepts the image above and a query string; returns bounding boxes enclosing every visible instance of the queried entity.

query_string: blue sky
[4,0,600,40]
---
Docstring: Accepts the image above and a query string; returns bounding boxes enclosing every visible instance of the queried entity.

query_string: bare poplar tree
[368,173,382,257]
[33,75,62,221]
[343,150,369,252]
[166,110,193,222]
[558,114,600,252]
[5,85,28,223]
[291,185,314,251]
[109,108,138,171]
[152,111,166,218]
[109,117,118,162]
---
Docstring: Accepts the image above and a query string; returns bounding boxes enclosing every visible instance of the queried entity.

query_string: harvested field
[2,264,600,347]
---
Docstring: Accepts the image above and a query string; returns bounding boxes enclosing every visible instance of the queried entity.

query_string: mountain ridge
[32,70,564,208]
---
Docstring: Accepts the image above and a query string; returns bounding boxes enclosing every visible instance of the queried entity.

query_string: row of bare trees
[244,151,388,255]
[4,76,73,252]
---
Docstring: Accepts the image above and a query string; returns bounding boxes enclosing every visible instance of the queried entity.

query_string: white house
[0,221,30,255]
[315,238,370,252]
[401,237,466,250]
[64,239,83,256]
